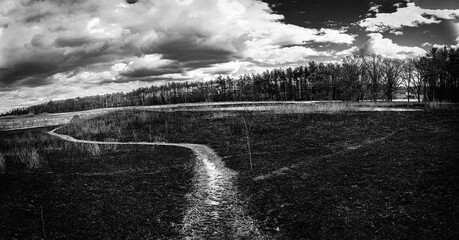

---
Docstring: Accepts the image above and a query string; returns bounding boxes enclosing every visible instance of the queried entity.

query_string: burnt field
[1,104,458,239]
[0,127,193,239]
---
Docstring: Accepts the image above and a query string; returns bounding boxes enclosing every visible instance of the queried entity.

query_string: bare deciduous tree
[381,58,405,101]
[403,59,423,102]
[340,55,365,101]
[363,54,384,102]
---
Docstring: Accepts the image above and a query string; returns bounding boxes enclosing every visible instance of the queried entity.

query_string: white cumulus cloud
[359,2,459,32]
[361,33,426,59]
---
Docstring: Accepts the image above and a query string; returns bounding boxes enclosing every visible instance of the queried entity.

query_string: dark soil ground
[0,128,193,239]
[1,108,458,239]
[61,109,459,239]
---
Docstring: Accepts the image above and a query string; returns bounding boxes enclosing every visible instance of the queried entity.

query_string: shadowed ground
[49,128,263,239]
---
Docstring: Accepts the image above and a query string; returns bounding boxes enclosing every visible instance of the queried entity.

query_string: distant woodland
[4,47,459,116]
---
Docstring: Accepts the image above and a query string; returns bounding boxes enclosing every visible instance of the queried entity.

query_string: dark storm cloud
[0,38,126,88]
[16,76,54,88]
[183,58,235,69]
[22,11,53,23]
[54,36,94,48]
[0,62,57,87]
[19,0,92,18]
[143,38,236,69]
[414,0,459,9]
[121,66,183,78]
[24,0,88,6]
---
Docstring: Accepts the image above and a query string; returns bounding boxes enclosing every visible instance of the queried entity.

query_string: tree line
[3,47,459,116]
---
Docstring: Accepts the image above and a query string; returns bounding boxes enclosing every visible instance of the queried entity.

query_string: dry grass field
[0,101,429,130]
[1,102,458,239]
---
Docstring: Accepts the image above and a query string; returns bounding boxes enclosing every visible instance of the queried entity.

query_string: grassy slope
[60,109,459,239]
[0,129,193,239]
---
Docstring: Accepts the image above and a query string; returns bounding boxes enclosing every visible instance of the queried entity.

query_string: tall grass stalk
[241,116,253,172]
[133,130,138,141]
[0,152,5,174]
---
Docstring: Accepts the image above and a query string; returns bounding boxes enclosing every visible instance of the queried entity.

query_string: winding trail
[48,128,263,239]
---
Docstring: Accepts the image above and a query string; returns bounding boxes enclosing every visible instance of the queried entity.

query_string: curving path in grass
[48,128,263,239]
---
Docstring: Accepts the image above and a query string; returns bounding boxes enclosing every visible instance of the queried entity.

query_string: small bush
[70,115,83,124]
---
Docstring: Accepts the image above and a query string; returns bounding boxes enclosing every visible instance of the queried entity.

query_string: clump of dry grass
[17,147,42,169]
[102,138,119,151]
[154,135,167,143]
[85,143,101,156]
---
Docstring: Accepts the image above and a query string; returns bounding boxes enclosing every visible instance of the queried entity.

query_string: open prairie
[0,101,424,131]
[1,102,458,239]
[3,0,459,239]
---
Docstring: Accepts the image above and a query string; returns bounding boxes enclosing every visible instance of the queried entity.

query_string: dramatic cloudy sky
[0,0,458,112]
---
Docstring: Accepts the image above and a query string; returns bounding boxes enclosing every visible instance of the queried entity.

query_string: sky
[0,0,458,113]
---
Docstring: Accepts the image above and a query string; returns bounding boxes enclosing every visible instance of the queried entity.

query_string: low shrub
[70,115,84,124]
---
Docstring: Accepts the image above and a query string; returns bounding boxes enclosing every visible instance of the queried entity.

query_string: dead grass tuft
[85,143,101,156]
[17,147,42,169]
[154,135,167,143]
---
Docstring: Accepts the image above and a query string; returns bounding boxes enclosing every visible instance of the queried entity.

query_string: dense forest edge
[3,47,459,116]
